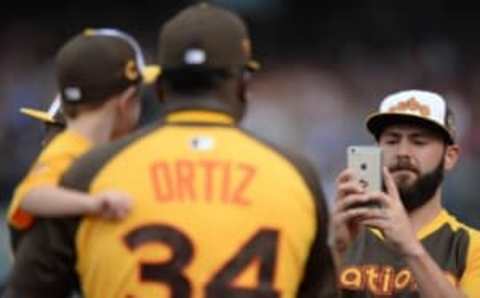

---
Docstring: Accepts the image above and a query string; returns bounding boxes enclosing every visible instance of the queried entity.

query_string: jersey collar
[369,209,449,241]
[165,110,235,125]
[416,209,449,239]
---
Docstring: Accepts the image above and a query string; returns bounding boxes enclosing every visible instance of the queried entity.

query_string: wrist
[401,240,426,259]
[85,198,102,215]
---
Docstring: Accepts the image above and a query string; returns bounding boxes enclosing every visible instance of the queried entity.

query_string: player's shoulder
[237,127,323,195]
[444,212,480,266]
[239,128,315,172]
[444,210,480,243]
[462,222,480,246]
[60,123,159,191]
[37,130,91,162]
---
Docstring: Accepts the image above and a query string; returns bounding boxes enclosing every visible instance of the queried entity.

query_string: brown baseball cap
[57,28,161,103]
[158,3,259,73]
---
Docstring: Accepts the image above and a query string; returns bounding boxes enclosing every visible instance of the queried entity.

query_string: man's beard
[387,158,445,212]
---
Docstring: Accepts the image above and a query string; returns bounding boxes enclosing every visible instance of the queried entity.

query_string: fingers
[360,218,388,230]
[383,167,400,200]
[111,206,130,220]
[336,181,364,200]
[336,168,355,185]
[367,191,392,209]
[358,207,388,220]
[336,191,391,212]
[335,193,369,212]
[332,207,376,225]
[336,168,365,201]
[98,192,134,220]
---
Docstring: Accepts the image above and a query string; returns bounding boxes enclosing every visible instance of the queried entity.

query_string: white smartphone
[347,145,383,197]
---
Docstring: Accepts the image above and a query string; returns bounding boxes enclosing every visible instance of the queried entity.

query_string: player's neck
[408,189,443,233]
[66,108,114,146]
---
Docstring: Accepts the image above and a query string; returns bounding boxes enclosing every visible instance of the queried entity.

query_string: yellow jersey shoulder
[7,130,92,229]
[35,130,91,165]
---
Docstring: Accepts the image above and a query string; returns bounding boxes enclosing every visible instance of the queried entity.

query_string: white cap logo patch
[379,90,446,126]
[64,87,82,101]
[184,48,206,65]
[387,97,431,117]
[366,89,456,144]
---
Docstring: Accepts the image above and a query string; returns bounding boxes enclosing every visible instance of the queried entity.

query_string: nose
[396,139,413,157]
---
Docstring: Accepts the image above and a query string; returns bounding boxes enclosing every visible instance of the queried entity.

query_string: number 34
[124,224,280,298]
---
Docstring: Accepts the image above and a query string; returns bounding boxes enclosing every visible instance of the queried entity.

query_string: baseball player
[331,90,480,297]
[4,4,337,298]
[6,28,160,252]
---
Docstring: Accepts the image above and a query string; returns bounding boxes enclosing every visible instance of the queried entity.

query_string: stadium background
[2,0,480,283]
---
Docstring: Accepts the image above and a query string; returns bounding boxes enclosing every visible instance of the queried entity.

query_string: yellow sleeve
[459,229,480,297]
[7,155,75,230]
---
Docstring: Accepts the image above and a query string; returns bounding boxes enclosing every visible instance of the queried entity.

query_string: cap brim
[142,65,162,84]
[366,112,454,144]
[246,60,260,72]
[20,108,57,124]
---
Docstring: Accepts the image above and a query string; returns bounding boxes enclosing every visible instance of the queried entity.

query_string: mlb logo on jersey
[190,136,215,151]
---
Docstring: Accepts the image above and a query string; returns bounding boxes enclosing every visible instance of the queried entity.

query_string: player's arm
[361,168,465,298]
[4,176,85,297]
[2,217,79,298]
[402,248,467,298]
[329,168,367,269]
[295,160,338,298]
[7,154,81,229]
[4,128,142,297]
[20,185,132,219]
[4,142,105,297]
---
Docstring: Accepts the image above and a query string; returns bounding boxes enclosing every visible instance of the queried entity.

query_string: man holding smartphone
[331,90,480,297]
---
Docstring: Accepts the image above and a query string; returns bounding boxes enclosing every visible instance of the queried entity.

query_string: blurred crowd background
[2,0,480,281]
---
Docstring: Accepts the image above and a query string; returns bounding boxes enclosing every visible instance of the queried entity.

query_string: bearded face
[385,155,445,212]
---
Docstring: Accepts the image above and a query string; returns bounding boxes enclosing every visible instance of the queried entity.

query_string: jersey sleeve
[295,159,338,298]
[238,128,338,298]
[4,126,155,297]
[459,229,480,296]
[7,155,74,230]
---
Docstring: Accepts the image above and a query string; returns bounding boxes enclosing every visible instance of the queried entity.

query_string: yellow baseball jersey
[7,130,92,230]
[338,209,480,297]
[5,110,337,298]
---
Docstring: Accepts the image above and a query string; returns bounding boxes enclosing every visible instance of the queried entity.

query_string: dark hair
[161,66,236,95]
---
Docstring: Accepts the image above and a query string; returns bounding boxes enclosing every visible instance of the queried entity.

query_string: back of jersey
[72,112,329,298]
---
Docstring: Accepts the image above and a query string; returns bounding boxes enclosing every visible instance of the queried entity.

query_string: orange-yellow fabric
[74,111,322,298]
[7,130,91,229]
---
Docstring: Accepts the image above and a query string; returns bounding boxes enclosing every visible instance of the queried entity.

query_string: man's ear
[444,144,460,171]
[235,70,249,120]
[117,86,138,111]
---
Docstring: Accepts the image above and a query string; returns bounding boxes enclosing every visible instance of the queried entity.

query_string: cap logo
[125,60,139,81]
[387,97,431,117]
[64,87,82,101]
[184,48,206,65]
